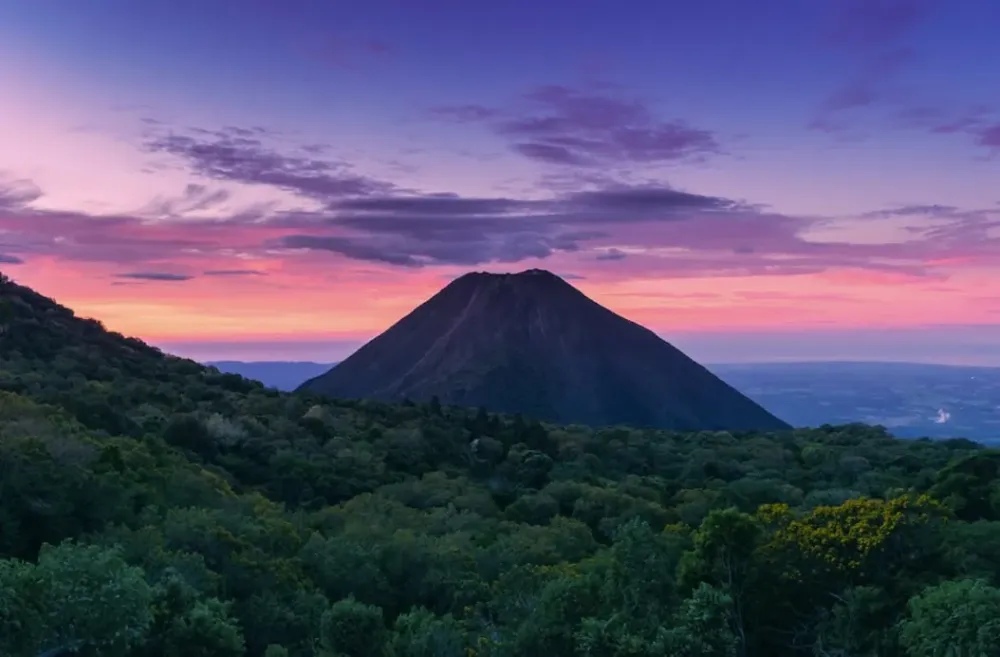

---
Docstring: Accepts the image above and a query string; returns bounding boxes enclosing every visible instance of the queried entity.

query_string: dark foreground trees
[3,386,997,656]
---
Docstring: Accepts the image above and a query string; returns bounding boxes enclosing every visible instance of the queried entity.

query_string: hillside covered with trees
[2,271,1000,657]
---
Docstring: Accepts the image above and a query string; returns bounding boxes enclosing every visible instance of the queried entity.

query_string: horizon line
[200,358,1000,370]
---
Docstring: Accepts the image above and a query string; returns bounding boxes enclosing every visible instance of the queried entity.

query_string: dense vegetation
[2,271,1000,657]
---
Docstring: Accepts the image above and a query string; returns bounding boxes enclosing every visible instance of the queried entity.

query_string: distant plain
[209,360,1000,445]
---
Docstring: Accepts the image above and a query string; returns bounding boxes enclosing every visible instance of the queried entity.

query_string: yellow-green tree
[755,494,945,585]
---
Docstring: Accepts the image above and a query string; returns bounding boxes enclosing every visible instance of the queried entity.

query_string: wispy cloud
[433,83,721,167]
[810,0,932,133]
[977,123,1000,152]
[0,176,43,209]
[202,269,268,277]
[3,127,998,280]
[116,271,194,282]
[595,248,627,261]
[141,184,232,218]
[808,0,1000,154]
[814,48,915,118]
[145,126,394,199]
[0,253,24,264]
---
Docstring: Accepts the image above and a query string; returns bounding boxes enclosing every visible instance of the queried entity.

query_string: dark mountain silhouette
[299,269,790,431]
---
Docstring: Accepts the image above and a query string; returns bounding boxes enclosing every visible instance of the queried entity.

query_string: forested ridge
[2,271,1000,657]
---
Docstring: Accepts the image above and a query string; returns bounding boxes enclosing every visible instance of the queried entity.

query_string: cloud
[280,231,586,268]
[279,185,999,275]
[0,253,24,264]
[432,84,721,167]
[862,204,968,219]
[3,134,998,279]
[334,194,527,216]
[281,235,425,267]
[0,177,42,209]
[977,123,1000,151]
[116,272,193,282]
[564,186,742,214]
[904,108,1000,155]
[814,48,914,117]
[596,248,627,261]
[202,269,267,277]
[810,0,936,134]
[809,1,999,155]
[276,185,755,268]
[145,127,394,199]
[142,184,232,218]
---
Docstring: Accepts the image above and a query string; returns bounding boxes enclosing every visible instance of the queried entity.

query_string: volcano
[299,269,790,431]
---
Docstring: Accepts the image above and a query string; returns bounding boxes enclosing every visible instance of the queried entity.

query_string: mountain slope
[300,269,790,431]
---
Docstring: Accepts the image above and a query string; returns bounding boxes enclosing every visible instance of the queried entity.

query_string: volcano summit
[300,269,789,431]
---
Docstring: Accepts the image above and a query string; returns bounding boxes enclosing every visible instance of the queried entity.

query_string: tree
[755,495,945,587]
[0,542,153,657]
[511,570,601,657]
[658,583,738,657]
[35,541,154,656]
[678,509,760,654]
[319,597,387,657]
[389,607,467,657]
[751,495,947,654]
[929,451,1000,521]
[0,557,43,656]
[428,396,442,416]
[0,298,15,334]
[264,646,289,657]
[603,519,679,628]
[156,597,246,657]
[811,586,896,657]
[898,579,1000,657]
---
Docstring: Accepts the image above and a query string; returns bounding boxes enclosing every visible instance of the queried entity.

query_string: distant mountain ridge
[298,269,789,431]
[207,361,335,391]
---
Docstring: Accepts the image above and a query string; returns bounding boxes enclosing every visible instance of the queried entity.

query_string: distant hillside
[299,269,789,431]
[208,360,335,391]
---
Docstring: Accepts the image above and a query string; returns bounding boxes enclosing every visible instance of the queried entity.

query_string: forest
[2,272,1000,657]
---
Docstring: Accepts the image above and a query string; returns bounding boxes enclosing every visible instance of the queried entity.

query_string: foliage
[319,597,387,657]
[0,273,998,656]
[0,542,153,657]
[389,607,467,657]
[898,579,1000,657]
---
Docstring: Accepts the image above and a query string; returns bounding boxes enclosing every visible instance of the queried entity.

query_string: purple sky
[1,0,999,364]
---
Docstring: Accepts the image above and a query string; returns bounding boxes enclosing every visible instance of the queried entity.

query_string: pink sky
[2,0,999,364]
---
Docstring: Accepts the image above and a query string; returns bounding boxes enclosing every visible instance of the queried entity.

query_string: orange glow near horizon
[8,254,998,347]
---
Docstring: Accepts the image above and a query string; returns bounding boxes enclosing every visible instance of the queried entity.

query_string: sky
[1,0,999,365]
